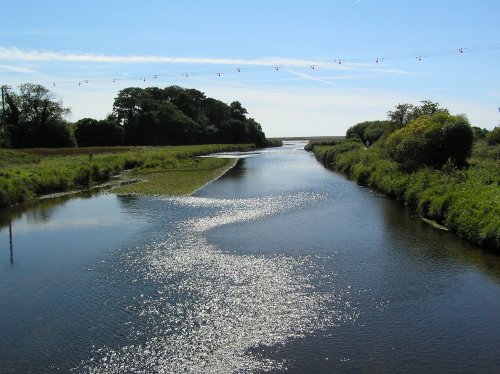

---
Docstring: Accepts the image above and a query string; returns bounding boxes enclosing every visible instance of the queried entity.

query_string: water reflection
[379,197,500,285]
[218,158,246,180]
[80,192,355,373]
[8,220,13,265]
[0,191,95,230]
[1,142,500,373]
[1,219,14,266]
[0,191,153,373]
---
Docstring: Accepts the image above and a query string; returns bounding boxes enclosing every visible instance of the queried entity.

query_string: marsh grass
[309,142,500,251]
[0,149,41,167]
[0,144,253,208]
[114,157,237,195]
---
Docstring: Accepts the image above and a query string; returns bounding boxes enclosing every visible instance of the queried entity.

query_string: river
[1,141,500,373]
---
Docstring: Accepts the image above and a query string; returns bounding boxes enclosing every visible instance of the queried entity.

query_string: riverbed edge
[0,144,255,209]
[307,145,499,252]
[190,157,239,195]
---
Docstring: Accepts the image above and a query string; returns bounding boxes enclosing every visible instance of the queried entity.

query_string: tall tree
[75,117,124,146]
[387,103,415,129]
[4,84,75,148]
[204,98,231,127]
[387,100,449,131]
[416,100,449,117]
[230,101,248,121]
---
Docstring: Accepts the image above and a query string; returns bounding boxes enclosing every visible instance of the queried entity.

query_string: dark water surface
[1,142,500,373]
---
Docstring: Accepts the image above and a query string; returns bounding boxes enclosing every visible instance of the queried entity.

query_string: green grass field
[114,157,237,195]
[0,144,253,209]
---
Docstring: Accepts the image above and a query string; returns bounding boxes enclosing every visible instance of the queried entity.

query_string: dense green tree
[3,84,75,148]
[156,102,201,145]
[346,120,389,144]
[112,87,147,125]
[219,119,247,143]
[471,126,489,141]
[386,112,473,170]
[387,103,416,129]
[160,86,208,123]
[1,83,266,149]
[75,117,124,146]
[100,118,125,145]
[203,98,231,127]
[416,100,449,117]
[112,86,267,146]
[363,121,387,144]
[75,118,99,146]
[230,101,248,121]
[246,118,266,147]
[387,100,448,132]
[113,87,161,145]
[486,126,500,145]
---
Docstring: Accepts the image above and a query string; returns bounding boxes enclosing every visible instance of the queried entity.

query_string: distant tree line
[111,86,267,147]
[0,84,269,148]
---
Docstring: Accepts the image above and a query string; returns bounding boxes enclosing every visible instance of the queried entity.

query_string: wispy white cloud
[0,64,37,74]
[0,46,355,70]
[284,69,333,84]
[367,68,414,75]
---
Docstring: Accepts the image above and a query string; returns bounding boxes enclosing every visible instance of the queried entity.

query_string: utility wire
[3,42,500,89]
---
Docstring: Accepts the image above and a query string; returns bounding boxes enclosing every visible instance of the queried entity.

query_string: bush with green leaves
[346,120,389,144]
[471,126,489,141]
[472,140,500,161]
[486,127,500,146]
[386,112,473,170]
[312,139,363,166]
[307,143,499,250]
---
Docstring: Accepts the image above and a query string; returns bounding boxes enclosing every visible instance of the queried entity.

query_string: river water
[1,141,500,373]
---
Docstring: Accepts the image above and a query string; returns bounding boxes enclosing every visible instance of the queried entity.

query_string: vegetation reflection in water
[81,192,360,372]
[2,142,500,372]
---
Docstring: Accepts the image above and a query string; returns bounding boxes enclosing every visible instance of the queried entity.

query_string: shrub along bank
[0,144,254,209]
[307,112,500,251]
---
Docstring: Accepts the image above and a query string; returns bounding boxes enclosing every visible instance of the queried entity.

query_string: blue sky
[1,0,499,136]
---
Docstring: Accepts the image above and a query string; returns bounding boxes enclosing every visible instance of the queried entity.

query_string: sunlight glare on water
[81,192,359,373]
[4,142,500,373]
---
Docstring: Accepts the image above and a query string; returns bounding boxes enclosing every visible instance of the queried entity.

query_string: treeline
[1,84,274,149]
[307,101,500,251]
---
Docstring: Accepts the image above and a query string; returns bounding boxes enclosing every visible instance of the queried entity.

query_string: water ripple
[78,192,359,373]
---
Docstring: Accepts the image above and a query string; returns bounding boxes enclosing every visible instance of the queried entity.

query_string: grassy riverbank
[307,139,500,251]
[0,144,253,209]
[113,157,238,195]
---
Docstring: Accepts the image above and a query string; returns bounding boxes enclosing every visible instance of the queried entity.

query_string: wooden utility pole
[1,85,12,148]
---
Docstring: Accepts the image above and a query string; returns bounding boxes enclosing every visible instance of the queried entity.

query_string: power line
[2,42,500,89]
